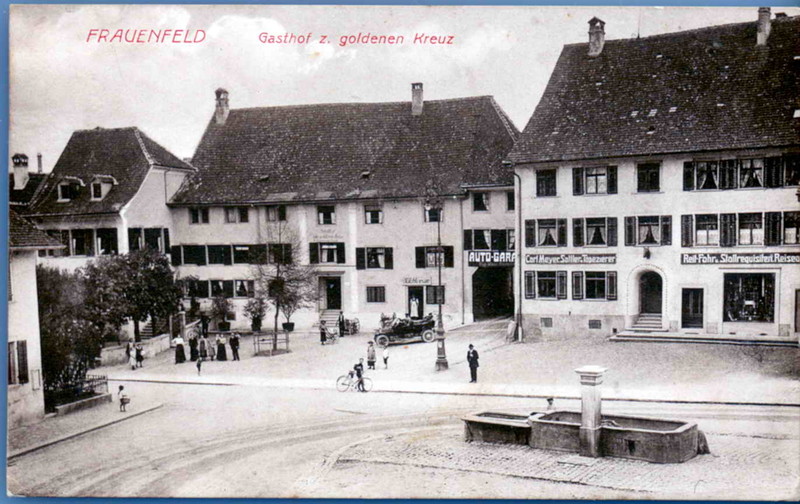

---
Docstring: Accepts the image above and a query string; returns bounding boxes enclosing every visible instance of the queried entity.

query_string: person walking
[366,342,377,370]
[229,333,240,361]
[216,333,228,361]
[199,335,208,360]
[196,356,203,376]
[135,343,144,368]
[467,344,479,383]
[173,335,187,364]
[118,385,129,412]
[382,345,389,369]
[353,358,366,392]
[320,321,334,345]
[338,311,346,337]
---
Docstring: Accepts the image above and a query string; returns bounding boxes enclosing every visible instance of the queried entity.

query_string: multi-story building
[169,85,518,329]
[507,9,799,342]
[27,126,195,271]
[8,210,63,428]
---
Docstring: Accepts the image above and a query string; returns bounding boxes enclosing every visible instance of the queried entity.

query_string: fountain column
[574,365,607,457]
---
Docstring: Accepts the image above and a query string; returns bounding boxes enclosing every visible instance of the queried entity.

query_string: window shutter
[525,271,535,299]
[661,216,672,245]
[683,162,695,191]
[278,205,287,221]
[415,247,426,268]
[385,248,393,269]
[557,219,567,246]
[128,228,141,252]
[556,271,567,299]
[720,214,737,247]
[572,272,584,300]
[607,166,618,194]
[170,246,182,266]
[525,220,536,247]
[336,243,346,264]
[607,272,617,300]
[491,230,506,251]
[463,230,473,251]
[573,168,584,195]
[16,341,28,384]
[765,212,782,246]
[624,217,635,246]
[765,157,783,188]
[681,215,694,247]
[251,245,267,264]
[573,218,584,247]
[163,229,170,250]
[444,246,454,268]
[309,243,319,264]
[356,248,366,270]
[607,218,618,246]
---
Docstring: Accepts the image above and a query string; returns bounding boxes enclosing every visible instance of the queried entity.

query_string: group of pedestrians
[171,331,242,375]
[125,342,145,371]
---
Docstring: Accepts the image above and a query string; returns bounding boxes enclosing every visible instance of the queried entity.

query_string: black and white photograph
[6,3,800,499]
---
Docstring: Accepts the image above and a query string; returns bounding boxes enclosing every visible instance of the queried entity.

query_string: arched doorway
[639,271,663,314]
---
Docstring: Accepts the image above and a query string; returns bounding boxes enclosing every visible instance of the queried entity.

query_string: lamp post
[424,196,448,371]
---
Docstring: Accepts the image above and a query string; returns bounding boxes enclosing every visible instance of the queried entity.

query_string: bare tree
[251,219,318,349]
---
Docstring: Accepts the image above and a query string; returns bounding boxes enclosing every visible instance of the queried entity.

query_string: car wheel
[375,335,390,347]
[421,330,435,343]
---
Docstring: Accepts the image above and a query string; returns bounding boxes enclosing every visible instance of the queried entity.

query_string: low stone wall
[100,333,172,366]
[54,393,112,415]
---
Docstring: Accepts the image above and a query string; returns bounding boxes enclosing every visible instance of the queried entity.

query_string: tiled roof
[171,96,518,205]
[9,210,62,249]
[509,16,800,164]
[28,127,193,217]
[9,173,47,209]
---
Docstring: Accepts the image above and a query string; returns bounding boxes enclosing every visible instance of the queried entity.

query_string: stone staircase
[629,314,663,332]
[315,309,340,328]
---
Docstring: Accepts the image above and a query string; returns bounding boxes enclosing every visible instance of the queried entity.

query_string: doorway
[408,286,424,319]
[472,267,514,320]
[323,277,341,310]
[681,288,703,328]
[639,271,663,314]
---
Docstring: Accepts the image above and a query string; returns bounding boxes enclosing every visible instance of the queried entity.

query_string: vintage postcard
[6,3,799,500]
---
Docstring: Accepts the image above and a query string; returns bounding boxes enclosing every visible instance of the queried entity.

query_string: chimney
[214,88,230,125]
[411,82,423,116]
[37,153,43,173]
[588,17,606,57]
[757,7,771,46]
[11,153,29,190]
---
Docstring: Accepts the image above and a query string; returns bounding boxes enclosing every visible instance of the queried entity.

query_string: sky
[9,5,800,172]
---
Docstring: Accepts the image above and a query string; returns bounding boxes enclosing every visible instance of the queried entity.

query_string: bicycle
[336,371,373,392]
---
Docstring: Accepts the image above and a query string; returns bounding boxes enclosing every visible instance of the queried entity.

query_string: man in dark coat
[467,344,479,383]
[230,333,240,361]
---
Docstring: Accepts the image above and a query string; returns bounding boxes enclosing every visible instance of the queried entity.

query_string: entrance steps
[314,310,340,328]
[629,314,663,331]
[611,331,797,347]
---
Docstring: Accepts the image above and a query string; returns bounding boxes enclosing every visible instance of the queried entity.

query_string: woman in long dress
[199,336,208,359]
[173,336,186,364]
[189,336,199,361]
[128,343,137,370]
[207,336,216,361]
[216,334,228,361]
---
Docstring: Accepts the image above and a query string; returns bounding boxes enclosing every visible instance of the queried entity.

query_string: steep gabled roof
[171,95,518,205]
[9,173,47,209]
[509,15,800,164]
[28,127,193,217]
[9,210,62,249]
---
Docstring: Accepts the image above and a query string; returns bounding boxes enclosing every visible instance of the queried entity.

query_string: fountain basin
[462,412,530,445]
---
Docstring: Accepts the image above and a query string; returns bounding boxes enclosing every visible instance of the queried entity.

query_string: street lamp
[424,196,448,371]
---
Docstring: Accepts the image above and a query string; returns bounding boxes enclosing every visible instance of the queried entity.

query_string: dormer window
[91,182,103,200]
[58,182,80,202]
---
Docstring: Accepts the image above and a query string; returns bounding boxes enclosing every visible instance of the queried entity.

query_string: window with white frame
[8,341,29,385]
[507,229,516,251]
[189,208,209,224]
[536,170,557,197]
[58,183,80,201]
[318,205,336,225]
[472,229,491,250]
[426,247,443,267]
[624,216,671,246]
[424,206,442,222]
[784,212,800,244]
[537,219,558,247]
[265,205,286,222]
[637,163,660,192]
[91,182,103,200]
[320,243,338,263]
[572,217,617,247]
[425,285,445,305]
[571,271,617,300]
[224,207,249,224]
[234,280,255,298]
[695,214,719,246]
[366,286,386,303]
[365,205,383,224]
[472,192,489,211]
[739,159,764,188]
[738,213,764,245]
[524,271,568,299]
[366,248,387,269]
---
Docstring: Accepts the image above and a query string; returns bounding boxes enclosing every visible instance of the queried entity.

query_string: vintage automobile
[374,314,436,347]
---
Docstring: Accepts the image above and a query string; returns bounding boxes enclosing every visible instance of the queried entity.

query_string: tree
[123,248,183,341]
[243,296,267,331]
[82,256,131,344]
[210,294,233,330]
[251,221,317,349]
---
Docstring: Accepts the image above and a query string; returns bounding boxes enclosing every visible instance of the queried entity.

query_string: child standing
[382,346,390,369]
[118,385,130,412]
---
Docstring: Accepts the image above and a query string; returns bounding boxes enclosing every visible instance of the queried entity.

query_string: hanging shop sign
[467,250,516,267]
[681,252,800,265]
[525,253,616,265]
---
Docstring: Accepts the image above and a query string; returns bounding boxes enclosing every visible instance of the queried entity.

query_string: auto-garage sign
[467,250,516,267]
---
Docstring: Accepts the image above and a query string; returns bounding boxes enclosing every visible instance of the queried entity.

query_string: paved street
[7,319,800,499]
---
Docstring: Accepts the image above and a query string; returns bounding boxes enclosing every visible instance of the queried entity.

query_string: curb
[106,377,800,409]
[7,403,164,461]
